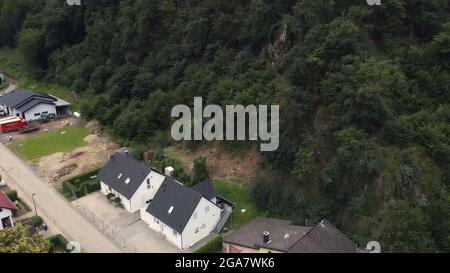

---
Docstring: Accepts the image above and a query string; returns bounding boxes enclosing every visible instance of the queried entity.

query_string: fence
[72,202,140,253]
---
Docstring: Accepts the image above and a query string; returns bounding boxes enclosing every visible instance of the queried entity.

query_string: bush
[113,197,121,203]
[48,234,69,253]
[30,215,43,227]
[84,180,100,194]
[62,181,80,198]
[195,236,223,253]
[6,190,18,202]
[60,168,101,200]
[106,193,115,200]
[191,157,210,186]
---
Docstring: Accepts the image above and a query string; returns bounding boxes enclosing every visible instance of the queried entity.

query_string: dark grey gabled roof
[288,219,357,253]
[16,99,55,113]
[0,89,56,109]
[97,152,151,199]
[191,180,217,200]
[146,178,202,234]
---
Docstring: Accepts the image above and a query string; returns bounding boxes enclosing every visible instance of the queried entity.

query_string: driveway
[75,192,182,253]
[0,143,121,253]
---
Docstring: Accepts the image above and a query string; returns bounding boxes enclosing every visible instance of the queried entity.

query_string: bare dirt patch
[165,142,263,183]
[36,131,119,187]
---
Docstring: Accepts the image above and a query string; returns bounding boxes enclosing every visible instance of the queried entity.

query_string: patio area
[73,191,183,253]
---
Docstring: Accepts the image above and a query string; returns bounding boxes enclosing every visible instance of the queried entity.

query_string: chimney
[165,166,174,177]
[262,231,271,244]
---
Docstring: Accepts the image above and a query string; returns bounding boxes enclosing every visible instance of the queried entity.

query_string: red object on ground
[0,116,26,133]
[0,191,17,211]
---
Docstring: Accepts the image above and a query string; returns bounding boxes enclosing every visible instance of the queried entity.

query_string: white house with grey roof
[98,152,234,248]
[98,152,166,213]
[0,89,70,121]
[140,178,224,250]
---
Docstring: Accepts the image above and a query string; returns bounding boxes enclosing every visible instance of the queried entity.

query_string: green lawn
[9,126,89,161]
[213,179,264,228]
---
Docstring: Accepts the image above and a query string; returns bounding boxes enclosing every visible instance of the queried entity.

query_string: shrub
[30,215,43,227]
[191,157,209,186]
[106,193,115,200]
[84,180,100,194]
[113,197,121,203]
[48,234,69,253]
[6,190,18,202]
[194,236,223,253]
[62,181,80,198]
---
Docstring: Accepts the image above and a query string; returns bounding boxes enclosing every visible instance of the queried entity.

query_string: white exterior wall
[140,208,183,248]
[0,208,13,230]
[100,170,165,213]
[99,182,133,212]
[140,198,222,250]
[181,198,221,249]
[23,104,56,121]
[100,181,109,195]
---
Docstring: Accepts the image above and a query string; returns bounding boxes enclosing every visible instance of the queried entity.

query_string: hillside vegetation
[0,0,449,252]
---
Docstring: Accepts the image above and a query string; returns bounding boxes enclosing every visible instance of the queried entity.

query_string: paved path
[0,143,122,253]
[0,72,16,94]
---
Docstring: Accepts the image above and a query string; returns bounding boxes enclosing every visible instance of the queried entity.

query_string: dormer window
[125,178,131,184]
[117,173,123,179]
[168,206,174,214]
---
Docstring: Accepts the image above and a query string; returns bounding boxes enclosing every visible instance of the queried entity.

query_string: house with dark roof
[99,152,234,249]
[98,152,166,213]
[140,179,228,250]
[0,191,17,230]
[288,219,358,253]
[223,217,358,253]
[0,89,70,121]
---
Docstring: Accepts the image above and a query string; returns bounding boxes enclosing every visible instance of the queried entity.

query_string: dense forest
[0,0,449,252]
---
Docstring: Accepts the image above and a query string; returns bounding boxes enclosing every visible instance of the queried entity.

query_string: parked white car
[0,179,6,186]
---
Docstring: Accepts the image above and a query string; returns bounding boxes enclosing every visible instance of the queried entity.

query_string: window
[195,227,199,234]
[193,212,198,219]
[172,230,177,237]
[117,173,123,179]
[34,113,41,117]
[201,223,206,230]
[147,179,151,189]
[42,111,48,114]
[205,206,210,214]
[125,178,131,184]
[168,206,174,214]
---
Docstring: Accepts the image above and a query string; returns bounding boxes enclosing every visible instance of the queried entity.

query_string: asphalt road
[0,143,122,253]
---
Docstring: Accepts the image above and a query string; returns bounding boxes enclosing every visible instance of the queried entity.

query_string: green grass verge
[9,126,89,161]
[194,236,223,253]
[213,179,264,228]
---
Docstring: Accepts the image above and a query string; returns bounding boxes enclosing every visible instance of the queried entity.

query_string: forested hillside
[0,0,449,252]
